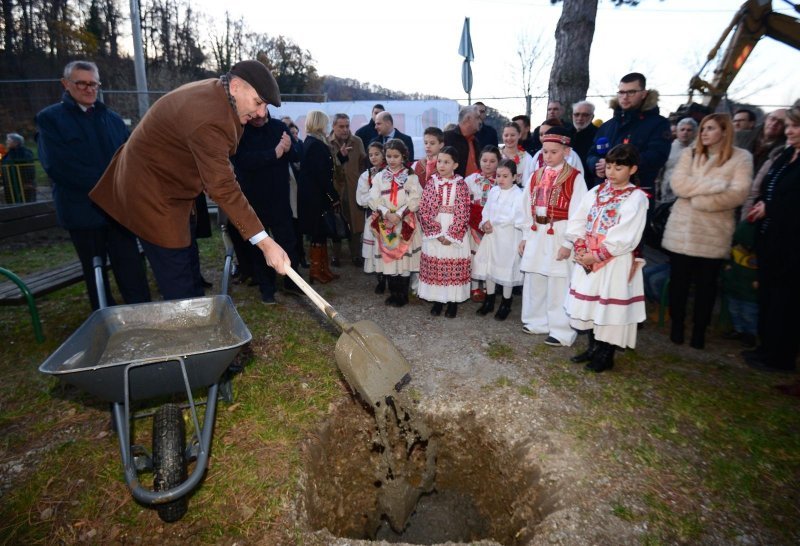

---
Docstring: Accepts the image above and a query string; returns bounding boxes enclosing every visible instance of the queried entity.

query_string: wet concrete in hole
[300,396,553,545]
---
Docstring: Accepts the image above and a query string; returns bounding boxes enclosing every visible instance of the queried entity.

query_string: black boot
[494,297,513,321]
[386,276,400,306]
[393,276,409,308]
[431,302,444,316]
[570,330,597,363]
[445,302,458,318]
[375,273,386,294]
[690,324,706,350]
[670,320,685,345]
[477,293,496,315]
[586,341,615,373]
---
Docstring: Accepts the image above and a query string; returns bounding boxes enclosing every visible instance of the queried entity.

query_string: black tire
[152,403,188,522]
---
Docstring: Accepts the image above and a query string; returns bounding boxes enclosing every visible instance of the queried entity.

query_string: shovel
[284,268,411,407]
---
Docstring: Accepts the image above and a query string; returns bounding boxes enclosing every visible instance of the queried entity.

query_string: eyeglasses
[70,80,101,90]
[617,89,643,97]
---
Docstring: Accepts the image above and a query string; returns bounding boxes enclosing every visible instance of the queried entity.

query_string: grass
[544,347,800,543]
[0,232,344,544]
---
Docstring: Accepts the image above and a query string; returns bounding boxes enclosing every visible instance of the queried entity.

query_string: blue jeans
[727,297,758,335]
[643,262,670,303]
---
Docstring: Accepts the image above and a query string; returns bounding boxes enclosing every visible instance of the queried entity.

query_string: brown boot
[309,244,332,284]
[320,244,340,280]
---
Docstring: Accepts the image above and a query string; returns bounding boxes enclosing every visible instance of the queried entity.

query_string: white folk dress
[417,174,472,303]
[472,184,523,287]
[357,167,379,273]
[564,182,649,349]
[501,146,535,188]
[464,172,495,256]
[367,167,423,277]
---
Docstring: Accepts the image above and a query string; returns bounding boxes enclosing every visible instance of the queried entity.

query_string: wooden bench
[0,201,84,342]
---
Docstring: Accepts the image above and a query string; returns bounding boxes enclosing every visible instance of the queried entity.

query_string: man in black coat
[354,103,384,163]
[230,111,302,303]
[474,101,499,148]
[570,100,598,172]
[371,111,415,160]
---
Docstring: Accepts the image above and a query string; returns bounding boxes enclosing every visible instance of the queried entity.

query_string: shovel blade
[334,320,411,406]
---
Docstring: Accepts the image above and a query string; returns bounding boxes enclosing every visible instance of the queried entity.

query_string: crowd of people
[23,59,800,390]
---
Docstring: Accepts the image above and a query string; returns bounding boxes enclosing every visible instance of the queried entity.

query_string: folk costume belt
[535,215,552,224]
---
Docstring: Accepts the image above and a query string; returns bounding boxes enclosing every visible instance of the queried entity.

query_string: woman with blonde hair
[662,113,753,349]
[298,110,341,283]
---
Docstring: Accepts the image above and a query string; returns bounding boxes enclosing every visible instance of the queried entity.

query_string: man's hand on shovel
[256,237,290,275]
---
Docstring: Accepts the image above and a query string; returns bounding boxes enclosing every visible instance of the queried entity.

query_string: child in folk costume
[356,141,387,293]
[472,159,524,320]
[565,144,649,373]
[465,145,501,302]
[516,127,588,346]
[500,122,535,187]
[525,119,585,186]
[368,138,422,307]
[413,127,445,189]
[418,146,472,318]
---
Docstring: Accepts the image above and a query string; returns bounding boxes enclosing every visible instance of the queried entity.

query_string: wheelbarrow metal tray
[39,295,251,403]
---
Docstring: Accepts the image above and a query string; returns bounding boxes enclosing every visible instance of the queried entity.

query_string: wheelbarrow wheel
[153,403,188,522]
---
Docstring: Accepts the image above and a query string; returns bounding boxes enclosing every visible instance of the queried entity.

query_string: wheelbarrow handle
[284,266,349,332]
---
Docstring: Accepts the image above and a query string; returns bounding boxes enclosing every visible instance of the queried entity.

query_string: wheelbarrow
[39,238,248,522]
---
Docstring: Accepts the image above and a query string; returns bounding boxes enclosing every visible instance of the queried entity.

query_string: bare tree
[515,31,553,117]
[208,12,243,74]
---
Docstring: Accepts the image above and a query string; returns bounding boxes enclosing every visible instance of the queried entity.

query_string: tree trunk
[548,0,598,116]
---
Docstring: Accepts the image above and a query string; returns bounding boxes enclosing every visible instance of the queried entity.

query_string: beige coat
[329,134,366,234]
[662,146,753,259]
[90,79,263,248]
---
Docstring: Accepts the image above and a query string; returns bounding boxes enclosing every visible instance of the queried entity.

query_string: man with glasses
[570,101,598,171]
[474,101,499,148]
[36,60,151,310]
[586,72,671,193]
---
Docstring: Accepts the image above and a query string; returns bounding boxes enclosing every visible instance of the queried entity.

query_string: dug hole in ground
[289,267,676,545]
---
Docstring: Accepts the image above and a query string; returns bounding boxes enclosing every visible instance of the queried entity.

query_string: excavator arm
[688,0,800,110]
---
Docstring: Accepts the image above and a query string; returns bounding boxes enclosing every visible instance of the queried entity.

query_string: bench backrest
[0,201,58,240]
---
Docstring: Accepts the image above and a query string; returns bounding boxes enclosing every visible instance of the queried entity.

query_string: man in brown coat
[90,60,289,300]
[329,113,366,266]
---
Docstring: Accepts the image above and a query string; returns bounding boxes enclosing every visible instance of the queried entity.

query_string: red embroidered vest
[529,164,580,221]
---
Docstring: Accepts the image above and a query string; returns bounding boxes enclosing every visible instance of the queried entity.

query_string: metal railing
[1,162,39,204]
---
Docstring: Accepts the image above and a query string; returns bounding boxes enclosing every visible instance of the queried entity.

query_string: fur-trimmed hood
[608,89,661,113]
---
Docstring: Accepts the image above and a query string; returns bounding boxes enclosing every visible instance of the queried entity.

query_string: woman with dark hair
[298,110,340,284]
[743,100,800,373]
[662,113,753,349]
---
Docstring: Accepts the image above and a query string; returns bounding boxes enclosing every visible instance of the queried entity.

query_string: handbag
[321,208,350,240]
[644,200,674,250]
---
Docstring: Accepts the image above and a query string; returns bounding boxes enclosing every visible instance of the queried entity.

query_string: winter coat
[329,134,367,234]
[36,91,128,229]
[297,134,339,236]
[586,90,672,192]
[662,146,753,259]
[90,79,264,248]
[230,116,300,227]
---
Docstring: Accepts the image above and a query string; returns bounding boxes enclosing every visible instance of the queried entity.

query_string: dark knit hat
[228,60,281,107]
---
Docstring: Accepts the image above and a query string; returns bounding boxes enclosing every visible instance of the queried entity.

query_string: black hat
[228,60,281,107]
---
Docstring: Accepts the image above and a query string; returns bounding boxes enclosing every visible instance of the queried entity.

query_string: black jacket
[371,129,415,162]
[443,127,481,178]
[297,135,339,235]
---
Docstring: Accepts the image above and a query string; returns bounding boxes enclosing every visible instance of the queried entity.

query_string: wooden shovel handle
[284,266,347,330]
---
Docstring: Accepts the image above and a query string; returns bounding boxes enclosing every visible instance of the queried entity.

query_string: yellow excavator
[687,0,800,111]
